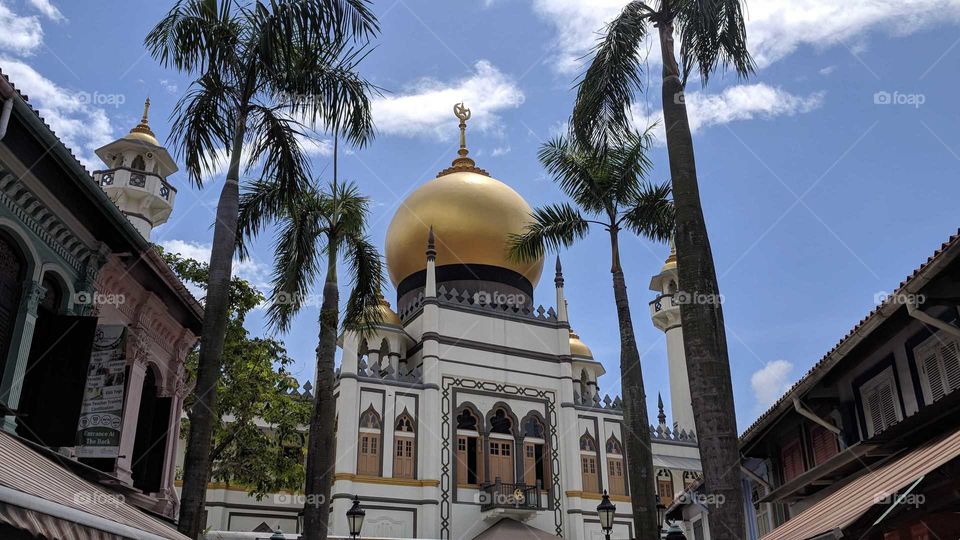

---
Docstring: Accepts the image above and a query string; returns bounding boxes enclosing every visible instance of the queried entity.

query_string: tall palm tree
[145,1,378,536]
[239,176,384,540]
[510,130,673,540]
[572,3,754,537]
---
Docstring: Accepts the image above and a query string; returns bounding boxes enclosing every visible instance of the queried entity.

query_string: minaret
[93,98,178,240]
[649,238,695,432]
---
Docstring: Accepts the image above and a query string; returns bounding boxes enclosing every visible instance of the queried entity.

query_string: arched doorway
[132,367,172,493]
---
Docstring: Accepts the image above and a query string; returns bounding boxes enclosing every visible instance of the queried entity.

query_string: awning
[761,427,960,540]
[473,518,562,539]
[653,455,702,471]
[0,430,188,539]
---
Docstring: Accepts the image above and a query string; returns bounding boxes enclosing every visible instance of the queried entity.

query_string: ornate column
[1,280,45,432]
[420,227,442,539]
[115,302,152,484]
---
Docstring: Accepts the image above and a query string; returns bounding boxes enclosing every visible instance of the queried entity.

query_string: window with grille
[916,334,960,404]
[860,367,902,438]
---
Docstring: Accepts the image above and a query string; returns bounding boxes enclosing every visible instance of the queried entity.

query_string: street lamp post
[656,494,667,532]
[596,490,616,540]
[347,495,366,539]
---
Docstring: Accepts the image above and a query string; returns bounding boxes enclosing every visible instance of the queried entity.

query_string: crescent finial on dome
[437,102,489,177]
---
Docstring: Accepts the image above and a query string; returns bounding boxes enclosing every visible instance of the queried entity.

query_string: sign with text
[76,325,127,458]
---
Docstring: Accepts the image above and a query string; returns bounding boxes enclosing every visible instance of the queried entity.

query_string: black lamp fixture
[596,490,616,540]
[656,493,667,530]
[347,495,366,539]
[664,522,688,540]
[269,529,285,540]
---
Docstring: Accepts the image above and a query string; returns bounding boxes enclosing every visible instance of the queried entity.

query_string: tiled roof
[740,228,960,443]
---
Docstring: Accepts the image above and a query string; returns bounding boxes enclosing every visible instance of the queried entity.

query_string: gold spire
[124,97,160,145]
[662,235,677,271]
[437,102,488,177]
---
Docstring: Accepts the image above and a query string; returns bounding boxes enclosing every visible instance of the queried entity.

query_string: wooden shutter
[394,437,414,479]
[864,376,900,437]
[809,424,839,466]
[607,458,626,496]
[910,523,931,540]
[523,443,536,486]
[581,456,598,493]
[943,341,960,392]
[781,439,805,482]
[358,433,380,475]
[919,339,960,402]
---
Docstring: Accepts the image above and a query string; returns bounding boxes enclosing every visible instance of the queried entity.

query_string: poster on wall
[76,325,127,458]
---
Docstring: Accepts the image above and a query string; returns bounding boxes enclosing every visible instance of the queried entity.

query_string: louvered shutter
[810,425,838,465]
[781,440,804,482]
[941,340,960,393]
[921,351,946,401]
[863,374,900,437]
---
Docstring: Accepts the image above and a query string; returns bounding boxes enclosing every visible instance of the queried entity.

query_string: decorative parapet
[572,391,697,443]
[399,285,558,323]
[335,356,424,386]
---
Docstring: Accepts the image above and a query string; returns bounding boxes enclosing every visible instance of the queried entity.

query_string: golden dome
[569,329,593,358]
[123,97,160,146]
[662,235,677,271]
[375,296,402,327]
[384,103,543,287]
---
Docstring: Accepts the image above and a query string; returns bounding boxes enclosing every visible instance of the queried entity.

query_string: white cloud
[159,79,178,95]
[27,0,64,22]
[0,1,43,54]
[371,60,524,139]
[751,360,794,407]
[532,0,960,75]
[819,65,837,76]
[491,146,511,156]
[633,83,824,142]
[158,239,271,292]
[0,58,116,169]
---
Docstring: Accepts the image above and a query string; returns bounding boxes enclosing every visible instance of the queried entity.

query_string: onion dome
[569,328,593,359]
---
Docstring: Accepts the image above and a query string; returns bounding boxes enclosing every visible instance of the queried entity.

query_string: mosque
[315,104,704,539]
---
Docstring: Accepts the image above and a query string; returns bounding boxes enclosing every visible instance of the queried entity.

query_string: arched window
[393,410,416,479]
[606,434,626,496]
[455,407,482,485]
[40,274,63,313]
[357,405,381,476]
[579,431,599,492]
[131,155,146,171]
[521,415,548,489]
[683,470,700,489]
[657,469,675,507]
[668,280,678,294]
[579,370,589,400]
[489,408,513,435]
[606,435,623,455]
[0,233,25,378]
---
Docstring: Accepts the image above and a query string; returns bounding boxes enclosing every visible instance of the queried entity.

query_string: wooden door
[489,440,514,483]
[581,455,598,493]
[358,433,380,475]
[607,458,626,496]
[457,436,482,485]
[394,437,414,478]
[523,443,536,486]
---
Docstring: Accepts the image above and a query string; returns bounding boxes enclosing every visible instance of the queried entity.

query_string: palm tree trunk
[178,123,246,539]
[609,228,659,539]
[302,246,340,540]
[657,16,746,539]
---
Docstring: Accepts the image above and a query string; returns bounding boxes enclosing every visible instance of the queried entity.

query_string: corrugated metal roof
[741,229,960,443]
[760,426,960,540]
[0,430,188,539]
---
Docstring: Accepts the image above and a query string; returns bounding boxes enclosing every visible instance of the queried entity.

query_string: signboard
[76,325,127,458]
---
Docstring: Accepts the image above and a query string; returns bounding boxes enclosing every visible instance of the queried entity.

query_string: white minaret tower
[649,238,695,432]
[93,98,178,240]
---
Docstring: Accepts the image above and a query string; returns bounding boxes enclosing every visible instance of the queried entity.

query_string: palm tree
[239,176,384,540]
[145,1,378,536]
[510,130,673,540]
[572,3,754,537]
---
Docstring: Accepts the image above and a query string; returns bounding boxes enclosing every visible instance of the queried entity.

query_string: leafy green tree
[163,251,310,499]
[572,1,754,536]
[510,130,673,539]
[239,178,383,540]
[146,1,378,535]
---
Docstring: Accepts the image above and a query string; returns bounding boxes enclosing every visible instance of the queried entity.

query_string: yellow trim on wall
[565,490,631,503]
[334,473,440,488]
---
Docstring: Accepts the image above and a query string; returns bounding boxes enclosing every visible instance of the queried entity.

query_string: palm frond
[169,71,236,188]
[607,127,656,207]
[246,104,312,199]
[341,233,385,335]
[236,180,288,260]
[675,0,755,85]
[537,136,608,215]
[508,203,591,263]
[571,1,652,148]
[145,0,239,73]
[618,180,674,242]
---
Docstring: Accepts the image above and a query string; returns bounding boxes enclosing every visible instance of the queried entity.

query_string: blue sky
[2,0,959,431]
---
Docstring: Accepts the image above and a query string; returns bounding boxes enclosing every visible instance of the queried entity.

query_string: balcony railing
[93,167,176,204]
[479,480,544,512]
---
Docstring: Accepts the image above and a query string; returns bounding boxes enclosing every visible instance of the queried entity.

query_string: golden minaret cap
[437,102,489,177]
[662,235,677,271]
[129,97,157,139]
